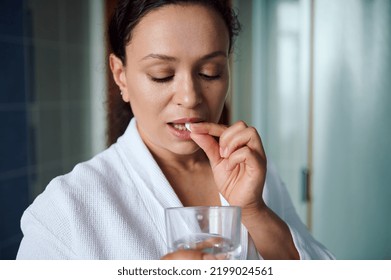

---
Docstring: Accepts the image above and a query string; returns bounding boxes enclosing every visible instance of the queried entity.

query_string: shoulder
[66,144,124,184]
[24,144,133,224]
[19,144,141,256]
[48,145,124,196]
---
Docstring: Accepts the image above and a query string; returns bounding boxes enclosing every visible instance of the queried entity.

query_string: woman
[17,0,334,260]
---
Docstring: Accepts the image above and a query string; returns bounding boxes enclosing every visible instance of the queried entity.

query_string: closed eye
[199,73,221,80]
[150,76,174,83]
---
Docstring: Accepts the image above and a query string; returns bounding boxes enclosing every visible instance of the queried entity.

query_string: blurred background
[0,0,390,259]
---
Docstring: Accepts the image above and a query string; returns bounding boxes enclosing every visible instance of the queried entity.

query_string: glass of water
[165,206,242,259]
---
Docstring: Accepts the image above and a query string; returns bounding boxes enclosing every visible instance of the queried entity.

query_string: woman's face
[112,4,230,156]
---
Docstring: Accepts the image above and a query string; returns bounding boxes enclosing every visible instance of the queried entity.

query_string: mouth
[169,123,188,131]
[167,118,204,138]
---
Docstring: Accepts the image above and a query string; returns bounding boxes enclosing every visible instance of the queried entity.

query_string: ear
[109,54,130,102]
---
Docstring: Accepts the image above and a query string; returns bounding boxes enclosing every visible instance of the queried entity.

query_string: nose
[172,74,202,108]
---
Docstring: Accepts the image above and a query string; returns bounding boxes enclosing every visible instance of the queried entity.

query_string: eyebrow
[140,51,227,62]
[141,53,176,62]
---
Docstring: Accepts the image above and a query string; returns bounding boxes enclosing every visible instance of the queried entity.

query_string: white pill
[185,122,191,132]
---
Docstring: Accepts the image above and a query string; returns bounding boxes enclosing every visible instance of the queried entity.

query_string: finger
[195,237,224,250]
[220,123,264,158]
[188,122,227,137]
[225,146,266,171]
[161,249,216,260]
[190,133,222,167]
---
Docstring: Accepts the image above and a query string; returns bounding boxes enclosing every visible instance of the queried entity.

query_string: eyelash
[150,74,221,83]
[200,73,221,81]
[150,76,174,83]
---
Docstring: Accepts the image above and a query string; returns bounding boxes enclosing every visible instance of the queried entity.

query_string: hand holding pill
[187,121,267,212]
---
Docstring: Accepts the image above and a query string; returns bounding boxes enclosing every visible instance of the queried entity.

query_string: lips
[167,117,204,139]
[169,117,204,124]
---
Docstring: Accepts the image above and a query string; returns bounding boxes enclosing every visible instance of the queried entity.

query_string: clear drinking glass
[165,206,242,259]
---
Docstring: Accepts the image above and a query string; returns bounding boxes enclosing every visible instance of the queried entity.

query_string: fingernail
[223,147,229,158]
[219,147,229,158]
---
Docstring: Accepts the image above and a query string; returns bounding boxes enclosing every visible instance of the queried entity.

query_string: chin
[171,142,201,156]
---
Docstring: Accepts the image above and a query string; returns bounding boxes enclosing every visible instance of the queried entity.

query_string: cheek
[127,75,169,113]
[205,87,228,122]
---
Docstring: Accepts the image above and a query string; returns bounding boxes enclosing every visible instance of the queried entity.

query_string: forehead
[127,4,230,59]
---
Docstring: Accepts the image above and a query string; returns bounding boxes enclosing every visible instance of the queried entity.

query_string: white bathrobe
[17,118,335,260]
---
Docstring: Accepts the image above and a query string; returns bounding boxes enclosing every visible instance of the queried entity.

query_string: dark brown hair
[107,0,241,145]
